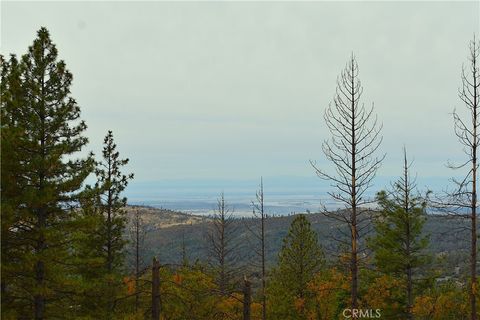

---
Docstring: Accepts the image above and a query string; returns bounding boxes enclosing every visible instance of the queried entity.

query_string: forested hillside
[2,27,479,320]
[130,206,470,276]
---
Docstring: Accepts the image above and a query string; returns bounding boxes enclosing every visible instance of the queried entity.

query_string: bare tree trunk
[220,197,226,294]
[248,178,267,320]
[128,208,147,313]
[135,210,140,312]
[259,179,267,320]
[243,276,251,320]
[106,164,112,273]
[350,63,359,309]
[152,257,160,320]
[471,70,478,320]
[471,40,478,320]
[402,149,413,320]
[311,54,384,310]
[351,210,358,309]
[207,193,238,296]
[448,38,479,320]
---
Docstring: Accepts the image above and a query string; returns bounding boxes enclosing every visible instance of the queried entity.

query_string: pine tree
[269,214,324,320]
[369,148,430,319]
[95,130,134,317]
[1,53,30,318]
[71,131,133,318]
[1,28,94,319]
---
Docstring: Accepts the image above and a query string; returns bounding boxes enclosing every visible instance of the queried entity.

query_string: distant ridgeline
[125,205,470,278]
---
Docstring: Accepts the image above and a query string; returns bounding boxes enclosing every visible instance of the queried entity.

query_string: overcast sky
[2,1,479,190]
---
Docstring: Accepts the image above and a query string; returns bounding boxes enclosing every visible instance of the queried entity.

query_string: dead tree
[206,192,239,295]
[243,276,251,320]
[438,37,479,320]
[246,178,267,320]
[151,257,160,320]
[311,54,384,308]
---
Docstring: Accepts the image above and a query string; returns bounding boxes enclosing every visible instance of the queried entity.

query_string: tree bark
[243,276,251,320]
[471,51,478,319]
[152,257,160,320]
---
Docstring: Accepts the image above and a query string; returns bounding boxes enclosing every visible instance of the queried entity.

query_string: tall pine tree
[369,148,430,319]
[96,130,134,273]
[1,53,30,318]
[1,28,94,319]
[72,130,133,319]
[96,130,134,317]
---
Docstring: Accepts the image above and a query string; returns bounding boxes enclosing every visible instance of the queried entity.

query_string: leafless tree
[436,37,479,320]
[243,276,251,320]
[206,192,239,296]
[310,54,384,308]
[246,178,267,320]
[151,257,161,320]
[398,149,419,319]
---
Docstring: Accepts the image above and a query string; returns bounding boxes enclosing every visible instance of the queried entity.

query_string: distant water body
[126,176,450,216]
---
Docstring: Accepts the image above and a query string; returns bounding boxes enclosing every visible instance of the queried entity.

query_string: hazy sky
[2,1,479,189]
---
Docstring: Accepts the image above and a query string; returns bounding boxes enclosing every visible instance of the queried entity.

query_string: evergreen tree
[71,185,109,318]
[1,28,94,319]
[70,131,133,319]
[269,214,324,320]
[369,148,430,319]
[1,53,29,318]
[78,130,134,318]
[96,130,134,274]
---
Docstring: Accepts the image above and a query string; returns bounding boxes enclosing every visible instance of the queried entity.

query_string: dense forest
[1,28,479,320]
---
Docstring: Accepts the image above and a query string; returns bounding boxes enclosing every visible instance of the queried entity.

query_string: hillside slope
[125,206,469,277]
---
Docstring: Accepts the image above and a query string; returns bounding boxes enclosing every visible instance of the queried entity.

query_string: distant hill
[125,205,209,229]
[125,205,471,277]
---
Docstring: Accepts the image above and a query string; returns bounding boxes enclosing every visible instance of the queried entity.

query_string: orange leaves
[305,268,349,320]
[412,284,469,320]
[173,273,183,285]
[362,274,404,312]
[294,297,305,313]
[123,276,136,295]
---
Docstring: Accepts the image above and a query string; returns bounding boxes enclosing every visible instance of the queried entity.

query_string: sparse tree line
[1,28,479,319]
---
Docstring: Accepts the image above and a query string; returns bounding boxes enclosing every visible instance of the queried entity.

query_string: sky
[1,1,480,202]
